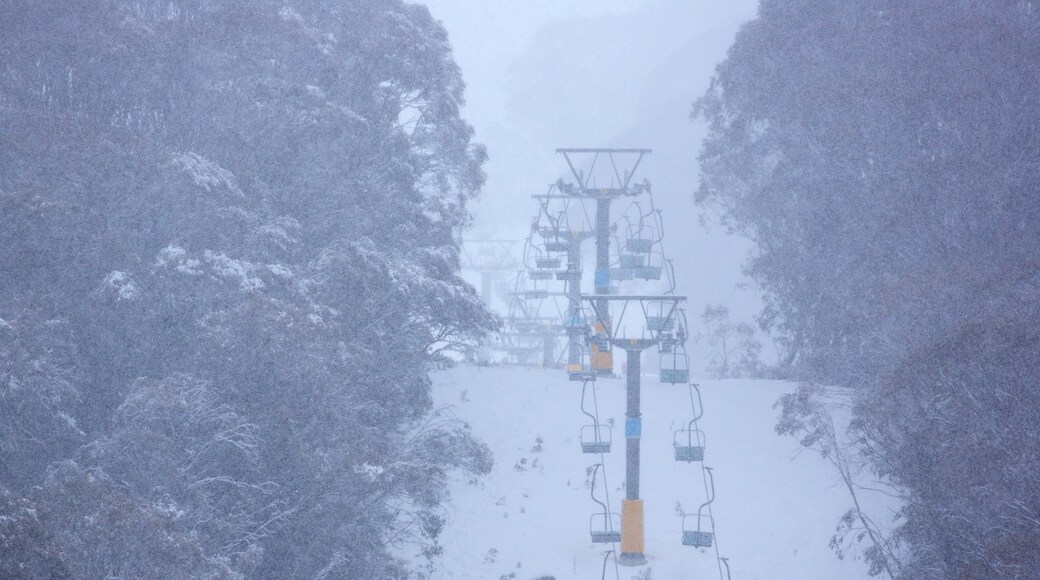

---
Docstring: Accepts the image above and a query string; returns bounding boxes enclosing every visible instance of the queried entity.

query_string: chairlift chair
[673,424,706,462]
[633,243,665,280]
[544,240,569,253]
[536,257,562,270]
[563,307,591,334]
[529,269,554,281]
[512,319,539,334]
[622,204,659,254]
[568,348,597,382]
[626,237,654,254]
[658,330,676,353]
[682,467,716,548]
[647,300,676,333]
[647,315,675,332]
[591,513,622,543]
[579,381,611,452]
[610,267,634,281]
[682,513,715,548]
[589,464,622,543]
[581,423,612,454]
[634,265,663,280]
[620,254,645,268]
[660,347,690,384]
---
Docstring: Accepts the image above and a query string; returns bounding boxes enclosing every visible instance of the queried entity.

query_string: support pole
[594,197,613,375]
[625,349,641,499]
[620,347,647,566]
[566,235,583,368]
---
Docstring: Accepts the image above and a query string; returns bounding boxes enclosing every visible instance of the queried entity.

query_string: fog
[4,2,1038,578]
[425,0,766,368]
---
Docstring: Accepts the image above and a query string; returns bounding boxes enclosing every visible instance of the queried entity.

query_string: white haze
[425,0,766,366]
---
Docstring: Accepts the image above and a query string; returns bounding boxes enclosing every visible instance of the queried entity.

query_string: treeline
[696,1,1040,578]
[0,1,494,578]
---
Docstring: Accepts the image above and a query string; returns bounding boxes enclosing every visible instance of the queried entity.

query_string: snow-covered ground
[428,365,883,580]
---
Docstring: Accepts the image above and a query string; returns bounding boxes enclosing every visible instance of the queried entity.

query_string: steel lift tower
[585,293,686,566]
[549,148,652,374]
[461,239,519,308]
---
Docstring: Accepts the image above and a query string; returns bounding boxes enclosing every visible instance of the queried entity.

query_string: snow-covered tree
[0,1,493,576]
[697,1,1040,576]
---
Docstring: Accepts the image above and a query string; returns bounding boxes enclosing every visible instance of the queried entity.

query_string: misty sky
[423,0,768,362]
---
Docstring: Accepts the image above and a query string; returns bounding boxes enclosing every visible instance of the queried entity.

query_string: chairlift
[524,289,549,300]
[591,513,622,543]
[529,269,554,281]
[581,424,612,454]
[660,346,690,384]
[536,257,562,270]
[563,307,591,334]
[658,330,676,353]
[682,513,714,547]
[512,318,539,334]
[673,424,705,462]
[580,382,611,454]
[568,365,595,382]
[610,267,634,281]
[647,300,676,333]
[647,315,674,332]
[626,237,654,254]
[589,464,622,544]
[634,265,663,280]
[568,346,597,382]
[682,467,716,548]
[544,240,569,253]
[633,238,666,280]
[622,203,660,255]
[620,254,645,268]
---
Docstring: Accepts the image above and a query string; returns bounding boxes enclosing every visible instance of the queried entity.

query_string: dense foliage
[697,1,1040,577]
[697,0,1040,384]
[0,1,494,577]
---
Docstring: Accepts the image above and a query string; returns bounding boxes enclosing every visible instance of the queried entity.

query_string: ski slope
[428,365,883,580]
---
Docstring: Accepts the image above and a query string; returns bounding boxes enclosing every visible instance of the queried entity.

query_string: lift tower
[585,293,686,566]
[461,239,519,307]
[553,148,651,374]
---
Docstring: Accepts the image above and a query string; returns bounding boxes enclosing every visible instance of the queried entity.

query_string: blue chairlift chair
[581,424,612,454]
[682,467,716,548]
[589,464,621,543]
[536,257,562,270]
[579,381,611,453]
[673,424,706,462]
[660,346,690,384]
[568,347,597,382]
[529,269,554,280]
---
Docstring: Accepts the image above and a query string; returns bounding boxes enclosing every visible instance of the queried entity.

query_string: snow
[169,152,244,198]
[102,271,138,301]
[429,365,884,580]
[203,251,265,292]
[155,245,202,276]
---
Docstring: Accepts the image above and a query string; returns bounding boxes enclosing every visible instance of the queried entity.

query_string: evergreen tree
[0,1,494,576]
[697,1,1040,576]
